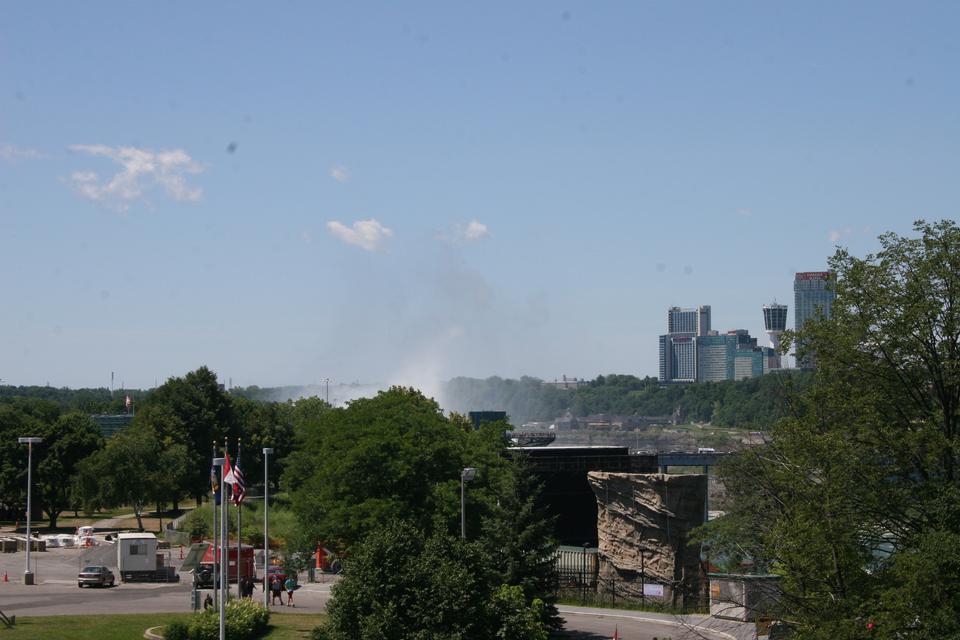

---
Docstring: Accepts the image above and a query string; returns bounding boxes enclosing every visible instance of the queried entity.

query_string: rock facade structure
[587,472,707,607]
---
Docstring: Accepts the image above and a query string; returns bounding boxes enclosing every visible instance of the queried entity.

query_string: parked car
[78,565,115,588]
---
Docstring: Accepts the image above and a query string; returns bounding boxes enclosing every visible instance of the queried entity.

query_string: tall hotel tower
[762,303,788,369]
[659,306,711,383]
[793,272,836,368]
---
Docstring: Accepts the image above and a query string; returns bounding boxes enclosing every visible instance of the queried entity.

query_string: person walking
[284,575,297,607]
[270,575,284,606]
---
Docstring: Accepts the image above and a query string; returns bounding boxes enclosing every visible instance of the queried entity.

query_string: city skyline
[2,2,951,389]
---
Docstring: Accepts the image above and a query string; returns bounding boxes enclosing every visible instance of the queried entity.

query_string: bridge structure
[655,450,729,474]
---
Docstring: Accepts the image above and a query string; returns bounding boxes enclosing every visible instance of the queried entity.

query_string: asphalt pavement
[0,547,755,639]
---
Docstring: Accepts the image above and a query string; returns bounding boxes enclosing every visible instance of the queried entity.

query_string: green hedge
[164,599,270,640]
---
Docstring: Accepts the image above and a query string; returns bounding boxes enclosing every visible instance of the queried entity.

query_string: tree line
[443,370,811,428]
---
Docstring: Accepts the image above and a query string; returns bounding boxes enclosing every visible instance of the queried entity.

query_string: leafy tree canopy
[705,220,960,640]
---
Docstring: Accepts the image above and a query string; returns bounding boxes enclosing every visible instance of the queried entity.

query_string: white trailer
[116,533,158,582]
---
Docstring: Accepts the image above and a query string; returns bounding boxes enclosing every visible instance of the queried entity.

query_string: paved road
[556,605,754,640]
[0,548,754,639]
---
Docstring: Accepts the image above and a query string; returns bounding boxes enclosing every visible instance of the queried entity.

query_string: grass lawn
[0,612,326,640]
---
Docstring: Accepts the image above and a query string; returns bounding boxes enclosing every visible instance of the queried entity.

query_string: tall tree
[35,412,104,529]
[284,386,464,548]
[708,220,960,639]
[139,367,236,504]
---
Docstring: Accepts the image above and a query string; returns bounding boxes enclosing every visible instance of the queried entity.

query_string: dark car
[78,565,115,588]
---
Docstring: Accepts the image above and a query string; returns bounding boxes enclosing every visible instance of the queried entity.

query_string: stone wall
[587,472,707,608]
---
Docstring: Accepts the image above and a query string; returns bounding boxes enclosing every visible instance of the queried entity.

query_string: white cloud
[329,165,349,183]
[437,219,491,245]
[827,227,854,243]
[0,144,43,160]
[327,219,393,251]
[463,220,490,240]
[66,144,203,210]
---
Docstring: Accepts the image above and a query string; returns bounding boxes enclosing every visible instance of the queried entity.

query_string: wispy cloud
[0,144,43,161]
[827,227,854,243]
[329,165,349,183]
[66,144,203,211]
[327,219,393,251]
[437,219,491,245]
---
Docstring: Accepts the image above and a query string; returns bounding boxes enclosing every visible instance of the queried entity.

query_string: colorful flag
[210,446,221,506]
[232,447,246,505]
[612,626,619,640]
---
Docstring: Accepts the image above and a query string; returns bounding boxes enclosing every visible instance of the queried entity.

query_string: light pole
[212,457,225,640]
[460,467,476,539]
[262,447,273,609]
[18,437,42,585]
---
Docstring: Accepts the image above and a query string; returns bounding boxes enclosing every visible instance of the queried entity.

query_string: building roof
[116,532,157,540]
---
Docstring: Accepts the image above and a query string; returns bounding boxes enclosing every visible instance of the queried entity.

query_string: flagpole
[236,438,242,597]
[211,441,218,611]
[219,453,228,638]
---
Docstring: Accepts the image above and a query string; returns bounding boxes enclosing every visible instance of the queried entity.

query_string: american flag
[232,447,246,505]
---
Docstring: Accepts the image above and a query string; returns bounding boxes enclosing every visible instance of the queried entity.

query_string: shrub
[166,599,270,640]
[163,619,189,640]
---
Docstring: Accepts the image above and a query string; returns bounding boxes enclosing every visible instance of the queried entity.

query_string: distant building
[794,272,835,331]
[794,271,836,368]
[696,334,736,382]
[660,306,710,383]
[660,334,697,382]
[667,306,711,336]
[762,302,788,368]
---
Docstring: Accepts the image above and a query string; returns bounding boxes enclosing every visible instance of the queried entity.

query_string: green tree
[138,367,236,505]
[706,220,960,639]
[284,387,465,548]
[311,520,548,640]
[481,460,561,630]
[0,405,44,521]
[35,412,104,529]
[78,423,164,530]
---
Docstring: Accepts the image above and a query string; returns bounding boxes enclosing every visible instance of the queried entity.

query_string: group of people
[200,572,297,609]
[269,574,298,606]
[238,576,256,598]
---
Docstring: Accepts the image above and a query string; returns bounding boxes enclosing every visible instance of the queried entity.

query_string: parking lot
[0,545,336,618]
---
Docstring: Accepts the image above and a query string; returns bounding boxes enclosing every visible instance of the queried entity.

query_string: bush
[165,599,270,640]
[163,619,189,640]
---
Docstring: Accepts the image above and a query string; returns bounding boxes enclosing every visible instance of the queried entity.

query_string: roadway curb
[144,625,163,639]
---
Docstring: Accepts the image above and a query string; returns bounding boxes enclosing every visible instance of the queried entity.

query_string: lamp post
[18,437,42,585]
[262,447,273,609]
[460,467,476,539]
[212,457,225,640]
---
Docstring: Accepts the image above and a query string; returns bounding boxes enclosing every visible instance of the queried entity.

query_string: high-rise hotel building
[659,306,710,383]
[794,272,836,368]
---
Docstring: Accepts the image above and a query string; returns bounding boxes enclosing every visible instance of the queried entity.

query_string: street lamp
[18,437,42,585]
[262,447,273,609]
[460,467,476,539]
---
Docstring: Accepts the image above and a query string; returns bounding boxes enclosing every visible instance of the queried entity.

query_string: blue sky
[1,2,956,391]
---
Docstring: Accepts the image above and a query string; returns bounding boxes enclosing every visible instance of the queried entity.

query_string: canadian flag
[612,626,620,640]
